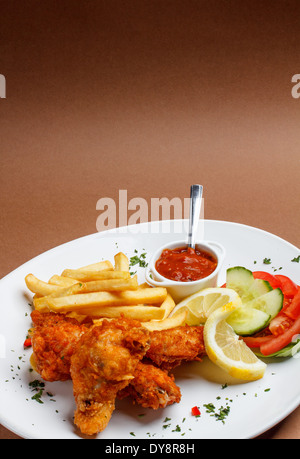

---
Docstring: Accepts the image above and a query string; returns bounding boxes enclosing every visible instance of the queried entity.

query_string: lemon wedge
[169,287,242,326]
[203,302,267,381]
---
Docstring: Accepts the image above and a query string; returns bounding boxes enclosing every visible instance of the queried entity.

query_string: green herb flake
[31,390,44,404]
[203,403,215,414]
[129,252,148,269]
[203,401,231,424]
[291,255,300,263]
[29,379,45,390]
[172,425,181,432]
[263,258,271,264]
[215,405,230,424]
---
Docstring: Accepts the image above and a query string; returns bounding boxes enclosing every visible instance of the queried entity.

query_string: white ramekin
[145,240,226,303]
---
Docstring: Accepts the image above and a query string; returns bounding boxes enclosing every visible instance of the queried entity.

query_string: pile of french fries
[25,252,187,331]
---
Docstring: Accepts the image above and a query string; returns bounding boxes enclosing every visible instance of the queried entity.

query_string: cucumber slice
[225,267,283,336]
[248,279,273,298]
[226,267,273,302]
[227,307,271,336]
[226,267,254,301]
[244,288,283,319]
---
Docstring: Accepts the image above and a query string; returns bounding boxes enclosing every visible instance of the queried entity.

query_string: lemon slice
[204,302,267,381]
[169,287,242,326]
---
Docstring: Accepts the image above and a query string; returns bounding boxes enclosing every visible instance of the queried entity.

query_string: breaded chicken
[30,310,87,381]
[146,324,206,371]
[118,361,181,409]
[30,311,205,434]
[70,318,150,435]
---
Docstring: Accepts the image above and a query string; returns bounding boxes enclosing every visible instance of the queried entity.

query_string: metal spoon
[187,184,203,249]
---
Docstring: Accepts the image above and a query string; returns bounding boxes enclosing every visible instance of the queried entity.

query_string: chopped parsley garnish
[263,258,271,264]
[162,416,172,430]
[203,402,230,424]
[203,403,215,413]
[29,380,46,404]
[29,379,45,390]
[172,425,181,432]
[291,255,300,263]
[31,389,44,404]
[28,379,55,404]
[129,251,148,269]
[215,405,230,423]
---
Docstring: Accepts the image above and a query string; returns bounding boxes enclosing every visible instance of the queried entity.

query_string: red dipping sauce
[155,246,217,282]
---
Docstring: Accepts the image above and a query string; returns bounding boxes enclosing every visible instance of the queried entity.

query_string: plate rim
[1,219,299,286]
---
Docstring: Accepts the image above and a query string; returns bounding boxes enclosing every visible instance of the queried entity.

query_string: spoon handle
[187,184,203,249]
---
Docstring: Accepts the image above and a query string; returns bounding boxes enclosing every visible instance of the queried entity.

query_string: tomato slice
[252,271,281,289]
[242,335,273,348]
[284,290,300,320]
[274,275,299,298]
[268,313,294,336]
[260,316,300,355]
[282,296,293,311]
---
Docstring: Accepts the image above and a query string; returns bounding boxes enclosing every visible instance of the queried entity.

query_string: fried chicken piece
[30,310,87,381]
[70,318,150,435]
[30,311,203,430]
[118,361,181,409]
[146,325,206,371]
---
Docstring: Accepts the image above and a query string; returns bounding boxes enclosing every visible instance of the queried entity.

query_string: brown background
[0,0,299,439]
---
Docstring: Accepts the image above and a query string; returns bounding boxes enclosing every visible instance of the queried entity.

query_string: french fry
[25,274,65,297]
[89,305,165,321]
[61,269,130,282]
[65,311,88,323]
[33,277,138,311]
[48,275,79,287]
[138,282,151,289]
[46,287,167,312]
[114,252,129,272]
[141,309,188,331]
[159,294,176,319]
[26,254,186,330]
[33,283,86,311]
[77,276,138,293]
[30,353,38,372]
[77,260,113,271]
[33,297,51,312]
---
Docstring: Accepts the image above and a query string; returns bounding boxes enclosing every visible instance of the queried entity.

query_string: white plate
[0,220,299,439]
